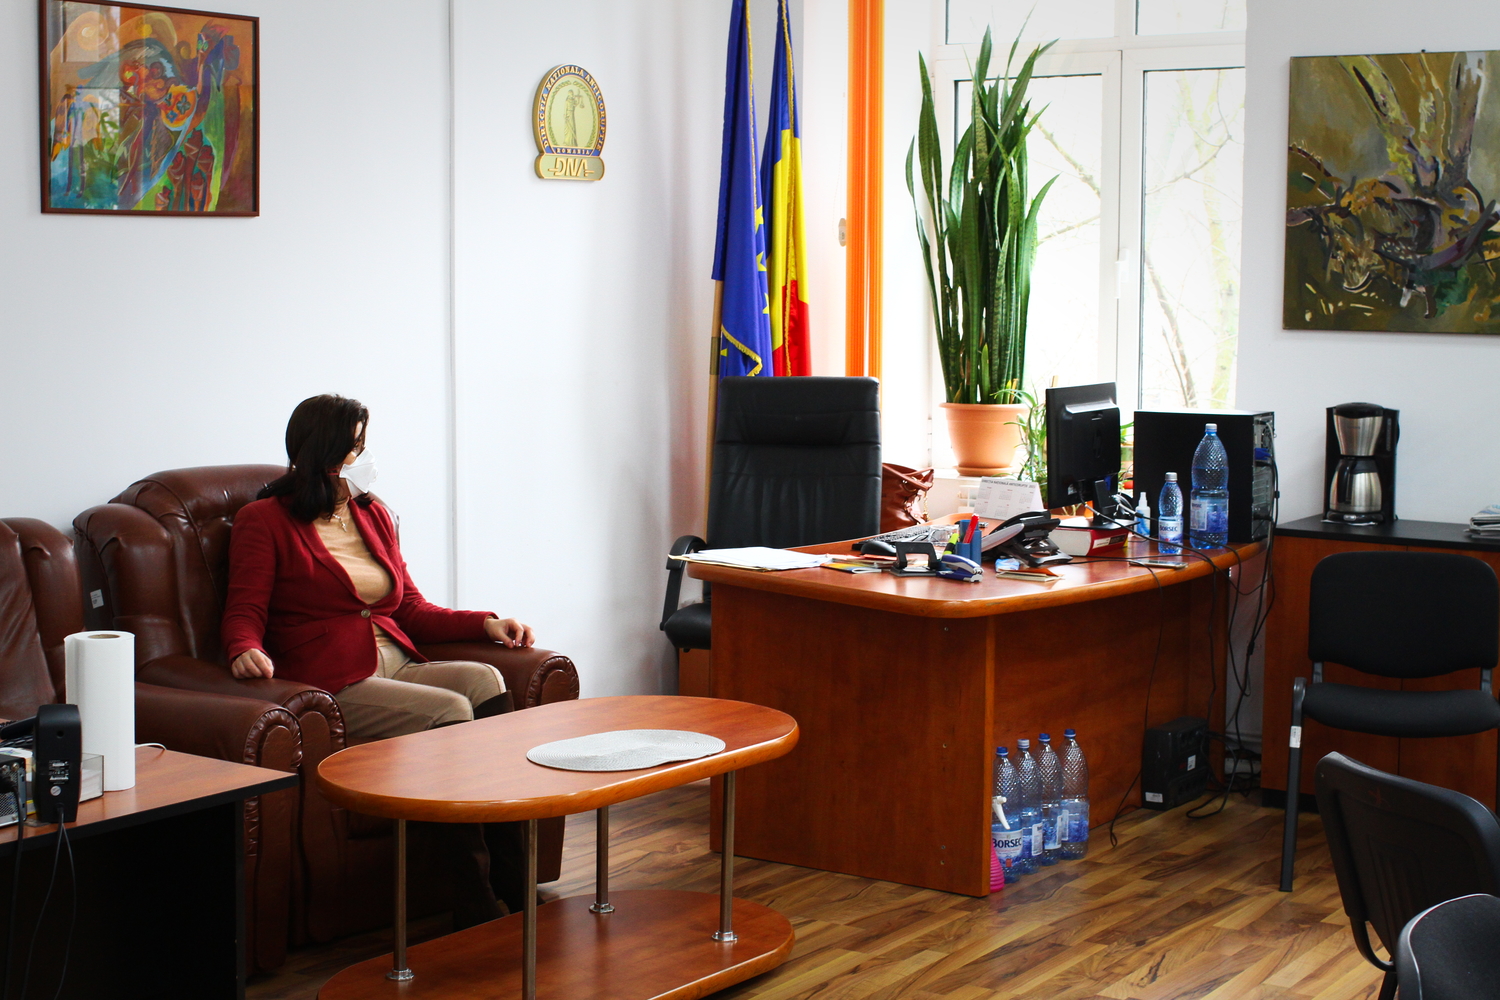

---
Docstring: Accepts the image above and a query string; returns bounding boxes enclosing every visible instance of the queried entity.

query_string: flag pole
[704,279,725,524]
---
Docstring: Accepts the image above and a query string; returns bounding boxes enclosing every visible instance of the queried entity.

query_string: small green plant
[1010,388,1047,491]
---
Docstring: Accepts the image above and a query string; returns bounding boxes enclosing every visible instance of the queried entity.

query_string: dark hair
[258,394,371,521]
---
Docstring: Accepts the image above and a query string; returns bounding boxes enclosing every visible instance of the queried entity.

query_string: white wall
[4,0,806,699]
[452,0,783,697]
[1240,0,1500,523]
[0,0,457,596]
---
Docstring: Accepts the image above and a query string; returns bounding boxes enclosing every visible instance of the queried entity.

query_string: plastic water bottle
[1190,423,1230,548]
[1060,728,1090,859]
[991,747,1023,884]
[1014,739,1043,874]
[1037,733,1063,865]
[1158,473,1184,555]
[1135,492,1151,540]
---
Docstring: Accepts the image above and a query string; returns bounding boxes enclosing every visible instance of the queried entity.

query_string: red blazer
[222,496,494,694]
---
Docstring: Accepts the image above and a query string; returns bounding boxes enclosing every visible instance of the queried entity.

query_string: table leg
[523,817,538,1000]
[713,771,737,942]
[590,806,614,914]
[387,819,414,982]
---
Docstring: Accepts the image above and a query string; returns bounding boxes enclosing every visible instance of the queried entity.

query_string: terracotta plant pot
[941,402,1028,477]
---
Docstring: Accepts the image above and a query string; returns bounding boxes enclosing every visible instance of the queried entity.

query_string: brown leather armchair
[73,466,580,945]
[0,516,302,973]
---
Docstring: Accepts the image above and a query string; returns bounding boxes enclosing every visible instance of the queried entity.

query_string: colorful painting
[1285,51,1500,333]
[39,2,258,215]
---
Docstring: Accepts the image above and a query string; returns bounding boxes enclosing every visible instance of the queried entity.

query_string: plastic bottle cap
[1205,423,1217,432]
[1165,472,1178,482]
[1039,733,1051,741]
[1064,728,1076,737]
[998,747,1009,756]
[1017,738,1030,747]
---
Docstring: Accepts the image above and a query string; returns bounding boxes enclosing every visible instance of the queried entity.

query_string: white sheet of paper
[972,478,1045,522]
[674,547,830,571]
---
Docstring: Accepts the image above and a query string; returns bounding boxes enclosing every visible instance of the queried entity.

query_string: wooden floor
[249,786,1383,1000]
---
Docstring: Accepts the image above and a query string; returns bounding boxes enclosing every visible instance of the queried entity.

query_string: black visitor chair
[1315,753,1500,1000]
[1397,893,1500,1000]
[661,376,882,652]
[1280,550,1500,891]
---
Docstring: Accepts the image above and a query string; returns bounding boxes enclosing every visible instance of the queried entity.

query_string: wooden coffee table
[315,695,799,1000]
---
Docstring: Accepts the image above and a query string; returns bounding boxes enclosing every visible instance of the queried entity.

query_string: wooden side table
[315,695,798,1000]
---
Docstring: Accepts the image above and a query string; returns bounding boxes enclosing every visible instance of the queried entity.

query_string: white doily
[526,729,726,772]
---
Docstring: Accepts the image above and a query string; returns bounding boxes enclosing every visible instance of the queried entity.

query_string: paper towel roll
[64,631,136,791]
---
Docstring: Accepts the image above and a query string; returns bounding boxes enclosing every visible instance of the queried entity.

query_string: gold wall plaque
[533,65,606,181]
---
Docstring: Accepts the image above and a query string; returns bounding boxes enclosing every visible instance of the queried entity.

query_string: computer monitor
[1044,382,1121,519]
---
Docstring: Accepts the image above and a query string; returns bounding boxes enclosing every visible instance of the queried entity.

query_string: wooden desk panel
[706,544,1242,896]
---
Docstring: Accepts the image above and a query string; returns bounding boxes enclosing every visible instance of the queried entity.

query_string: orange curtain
[845,0,883,378]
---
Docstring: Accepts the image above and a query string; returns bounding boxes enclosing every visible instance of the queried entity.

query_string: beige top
[315,503,396,648]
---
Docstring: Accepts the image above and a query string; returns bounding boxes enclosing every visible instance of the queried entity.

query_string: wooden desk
[1264,516,1500,807]
[0,747,298,999]
[315,696,798,1000]
[690,539,1257,896]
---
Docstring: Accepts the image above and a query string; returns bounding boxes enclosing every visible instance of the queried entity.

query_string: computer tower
[1132,409,1276,543]
[1142,716,1209,811]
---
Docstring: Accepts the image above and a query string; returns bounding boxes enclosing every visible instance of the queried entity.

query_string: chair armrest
[138,654,346,765]
[415,643,579,708]
[663,535,706,630]
[135,681,302,774]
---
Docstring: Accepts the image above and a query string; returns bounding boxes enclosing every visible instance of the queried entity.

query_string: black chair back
[1315,752,1500,974]
[1309,552,1499,679]
[707,377,881,549]
[1397,893,1500,1000]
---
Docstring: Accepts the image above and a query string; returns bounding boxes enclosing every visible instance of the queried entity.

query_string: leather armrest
[135,681,302,773]
[1,519,85,694]
[72,502,187,659]
[663,535,707,630]
[415,643,579,708]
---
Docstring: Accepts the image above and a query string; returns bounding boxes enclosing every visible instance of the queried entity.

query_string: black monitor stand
[1090,478,1124,528]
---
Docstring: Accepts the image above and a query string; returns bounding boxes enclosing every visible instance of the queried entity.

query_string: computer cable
[1,767,23,1000]
[16,817,68,1000]
[44,823,73,1000]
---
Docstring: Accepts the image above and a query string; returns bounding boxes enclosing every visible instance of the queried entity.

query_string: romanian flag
[712,0,773,378]
[759,0,810,376]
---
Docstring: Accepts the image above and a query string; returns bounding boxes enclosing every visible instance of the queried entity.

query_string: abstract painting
[39,1,258,215]
[1285,51,1500,333]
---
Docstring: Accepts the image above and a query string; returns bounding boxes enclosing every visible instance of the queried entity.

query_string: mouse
[858,538,898,557]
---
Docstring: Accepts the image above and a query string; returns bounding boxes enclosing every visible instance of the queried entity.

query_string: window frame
[923,3,1245,416]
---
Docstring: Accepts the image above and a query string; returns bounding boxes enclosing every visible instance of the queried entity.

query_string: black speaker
[1132,409,1276,544]
[33,703,82,824]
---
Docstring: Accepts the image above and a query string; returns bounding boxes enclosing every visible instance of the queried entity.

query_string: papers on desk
[673,547,832,571]
[1470,504,1500,536]
[972,478,1045,521]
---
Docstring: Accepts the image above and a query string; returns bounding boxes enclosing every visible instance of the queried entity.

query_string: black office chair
[661,376,882,651]
[1280,551,1500,892]
[1315,753,1500,1000]
[1397,894,1500,1000]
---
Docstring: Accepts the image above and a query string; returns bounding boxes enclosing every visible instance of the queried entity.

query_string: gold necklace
[327,503,350,532]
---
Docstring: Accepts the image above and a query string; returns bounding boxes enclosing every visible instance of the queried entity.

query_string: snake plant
[907,29,1055,405]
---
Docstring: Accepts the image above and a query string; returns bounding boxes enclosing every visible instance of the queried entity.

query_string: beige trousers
[337,642,506,741]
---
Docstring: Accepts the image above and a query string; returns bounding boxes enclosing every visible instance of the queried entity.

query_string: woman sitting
[222,393,534,924]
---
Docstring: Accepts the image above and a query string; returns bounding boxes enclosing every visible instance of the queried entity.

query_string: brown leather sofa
[0,516,302,973]
[73,466,580,947]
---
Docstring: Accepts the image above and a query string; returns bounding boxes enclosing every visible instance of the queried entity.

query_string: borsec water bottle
[1015,739,1043,874]
[1190,423,1230,548]
[991,747,1023,884]
[1060,728,1090,859]
[1158,472,1184,555]
[1037,733,1063,865]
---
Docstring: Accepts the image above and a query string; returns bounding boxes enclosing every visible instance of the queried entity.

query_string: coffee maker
[1323,402,1399,524]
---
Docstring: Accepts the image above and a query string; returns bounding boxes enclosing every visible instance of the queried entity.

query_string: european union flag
[711,0,772,377]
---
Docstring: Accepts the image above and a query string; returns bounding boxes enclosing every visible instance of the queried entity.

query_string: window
[928,2,1245,413]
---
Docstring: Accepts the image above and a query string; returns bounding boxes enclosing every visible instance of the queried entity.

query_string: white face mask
[339,451,378,495]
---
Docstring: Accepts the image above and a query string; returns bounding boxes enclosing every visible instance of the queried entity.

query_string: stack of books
[1468,504,1500,537]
